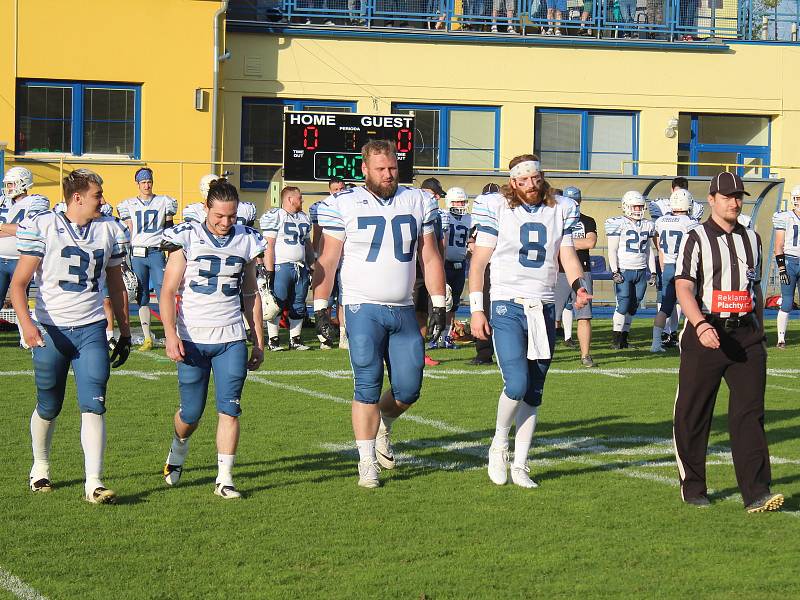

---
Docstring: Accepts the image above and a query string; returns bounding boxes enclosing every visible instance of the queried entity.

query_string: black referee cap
[709,172,750,196]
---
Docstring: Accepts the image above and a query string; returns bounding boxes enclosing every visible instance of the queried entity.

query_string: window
[392,104,500,170]
[678,114,770,177]
[16,81,140,157]
[241,99,356,189]
[534,109,639,174]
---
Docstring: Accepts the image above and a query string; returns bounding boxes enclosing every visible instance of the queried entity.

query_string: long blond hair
[501,154,555,209]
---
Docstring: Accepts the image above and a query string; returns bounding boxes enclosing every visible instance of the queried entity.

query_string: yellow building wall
[0,0,222,212]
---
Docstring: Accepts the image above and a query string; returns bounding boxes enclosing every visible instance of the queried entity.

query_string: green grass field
[1,317,799,599]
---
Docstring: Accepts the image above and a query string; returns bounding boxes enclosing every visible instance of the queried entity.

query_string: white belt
[513,297,551,361]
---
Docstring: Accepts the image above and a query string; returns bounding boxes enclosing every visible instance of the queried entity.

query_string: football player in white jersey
[650,189,698,352]
[117,168,178,349]
[773,184,800,348]
[0,167,50,347]
[259,186,314,351]
[648,177,705,222]
[606,191,657,349]
[159,179,266,499]
[470,155,588,489]
[438,186,472,349]
[10,169,131,504]
[313,140,446,488]
[183,175,258,227]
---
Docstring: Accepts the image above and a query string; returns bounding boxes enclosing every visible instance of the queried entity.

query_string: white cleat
[488,444,509,485]
[163,463,183,486]
[375,426,396,470]
[289,336,311,351]
[85,486,117,504]
[214,483,242,499]
[357,458,381,488]
[510,465,539,489]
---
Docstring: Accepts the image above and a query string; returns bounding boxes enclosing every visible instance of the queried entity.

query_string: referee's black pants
[673,321,772,506]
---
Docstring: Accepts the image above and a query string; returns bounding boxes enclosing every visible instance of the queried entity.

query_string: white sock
[340,326,348,341]
[166,432,190,466]
[216,453,235,487]
[612,311,626,332]
[81,413,106,495]
[492,391,519,448]
[355,439,376,462]
[777,311,790,343]
[623,314,632,333]
[30,411,56,480]
[266,319,280,339]
[513,402,539,468]
[652,326,664,345]
[138,306,152,340]
[562,308,573,340]
[380,414,396,433]
[289,318,304,339]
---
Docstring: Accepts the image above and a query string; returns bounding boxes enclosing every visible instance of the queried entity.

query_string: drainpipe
[211,1,230,171]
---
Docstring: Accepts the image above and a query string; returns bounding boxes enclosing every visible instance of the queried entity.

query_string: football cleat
[684,495,711,508]
[214,483,242,499]
[424,354,440,367]
[163,463,183,486]
[439,335,457,350]
[427,339,439,350]
[289,336,310,351]
[375,426,396,470]
[510,465,539,489]
[776,341,786,350]
[30,477,53,493]
[85,487,117,504]
[562,337,576,348]
[650,343,666,353]
[488,444,509,485]
[267,337,283,352]
[745,492,784,513]
[357,459,381,488]
[139,336,153,351]
[580,355,596,368]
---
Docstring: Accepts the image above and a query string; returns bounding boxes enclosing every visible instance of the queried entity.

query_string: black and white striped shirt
[675,219,762,318]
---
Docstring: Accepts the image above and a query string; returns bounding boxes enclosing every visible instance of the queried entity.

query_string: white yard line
[0,568,48,600]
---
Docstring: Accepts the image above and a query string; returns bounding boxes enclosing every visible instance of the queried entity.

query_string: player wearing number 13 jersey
[160,179,266,500]
[469,154,588,490]
[313,140,446,488]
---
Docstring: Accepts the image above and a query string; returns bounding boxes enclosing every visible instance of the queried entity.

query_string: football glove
[612,271,624,284]
[428,306,447,346]
[647,273,658,287]
[776,254,790,285]
[110,336,131,368]
[255,265,281,321]
[445,284,454,312]
[315,309,336,347]
[120,263,139,300]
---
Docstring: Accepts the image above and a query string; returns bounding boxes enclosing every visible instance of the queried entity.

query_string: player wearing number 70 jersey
[605,191,657,349]
[11,169,132,504]
[159,179,266,500]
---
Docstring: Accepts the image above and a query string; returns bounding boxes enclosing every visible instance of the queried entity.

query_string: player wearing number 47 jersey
[773,185,800,348]
[11,169,132,504]
[160,179,266,500]
[313,140,446,489]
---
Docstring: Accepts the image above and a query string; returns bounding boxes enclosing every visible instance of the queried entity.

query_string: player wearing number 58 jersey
[117,167,178,349]
[470,154,588,489]
[11,169,132,504]
[605,191,657,349]
[773,185,800,348]
[313,140,446,488]
[160,179,266,500]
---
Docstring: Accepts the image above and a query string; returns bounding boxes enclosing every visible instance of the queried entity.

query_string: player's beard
[515,186,542,206]
[365,174,398,200]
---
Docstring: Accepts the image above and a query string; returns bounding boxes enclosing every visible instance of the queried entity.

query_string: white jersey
[163,221,266,341]
[53,201,113,218]
[16,212,129,327]
[0,194,50,258]
[473,193,578,302]
[309,200,323,225]
[117,195,178,248]
[773,209,800,258]
[737,213,753,230]
[181,201,257,227]
[648,198,704,222]
[443,211,473,263]
[605,216,656,270]
[655,214,698,264]
[317,185,438,306]
[259,208,312,264]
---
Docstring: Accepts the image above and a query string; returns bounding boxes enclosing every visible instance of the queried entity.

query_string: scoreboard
[282,112,415,183]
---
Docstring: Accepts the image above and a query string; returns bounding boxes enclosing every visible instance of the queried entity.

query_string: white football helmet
[669,189,694,213]
[790,185,800,210]
[199,174,220,201]
[621,191,645,220]
[445,187,468,215]
[3,167,34,199]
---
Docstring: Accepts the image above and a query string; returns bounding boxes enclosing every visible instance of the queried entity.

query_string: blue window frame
[535,108,639,175]
[241,98,357,189]
[16,80,141,158]
[392,103,501,170]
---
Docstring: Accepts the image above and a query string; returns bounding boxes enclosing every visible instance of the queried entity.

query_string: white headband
[509,161,541,179]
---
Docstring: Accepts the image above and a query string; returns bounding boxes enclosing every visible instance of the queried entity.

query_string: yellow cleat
[140,337,153,351]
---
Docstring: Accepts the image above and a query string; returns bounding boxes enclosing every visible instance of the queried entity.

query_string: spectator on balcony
[543,0,566,35]
[491,0,517,32]
[618,0,636,33]
[348,0,366,24]
[578,0,594,36]
[645,0,663,38]
[679,0,698,40]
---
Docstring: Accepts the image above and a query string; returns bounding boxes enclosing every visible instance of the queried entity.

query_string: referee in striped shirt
[673,172,783,513]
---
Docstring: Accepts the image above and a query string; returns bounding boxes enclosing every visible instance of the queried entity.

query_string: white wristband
[469,291,484,313]
[430,294,446,308]
[313,298,329,312]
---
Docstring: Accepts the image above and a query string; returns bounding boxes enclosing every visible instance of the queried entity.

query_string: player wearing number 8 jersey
[159,179,266,499]
[313,140,446,488]
[11,169,132,504]
[470,154,589,489]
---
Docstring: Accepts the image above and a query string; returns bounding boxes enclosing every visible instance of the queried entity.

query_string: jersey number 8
[518,222,548,268]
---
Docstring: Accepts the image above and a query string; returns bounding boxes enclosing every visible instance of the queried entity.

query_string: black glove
[612,271,624,285]
[315,309,336,346]
[428,306,447,346]
[110,336,131,368]
[648,273,658,286]
[776,254,790,285]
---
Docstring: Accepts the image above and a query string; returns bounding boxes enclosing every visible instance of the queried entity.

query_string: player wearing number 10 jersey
[160,179,266,500]
[313,140,446,488]
[11,169,132,504]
